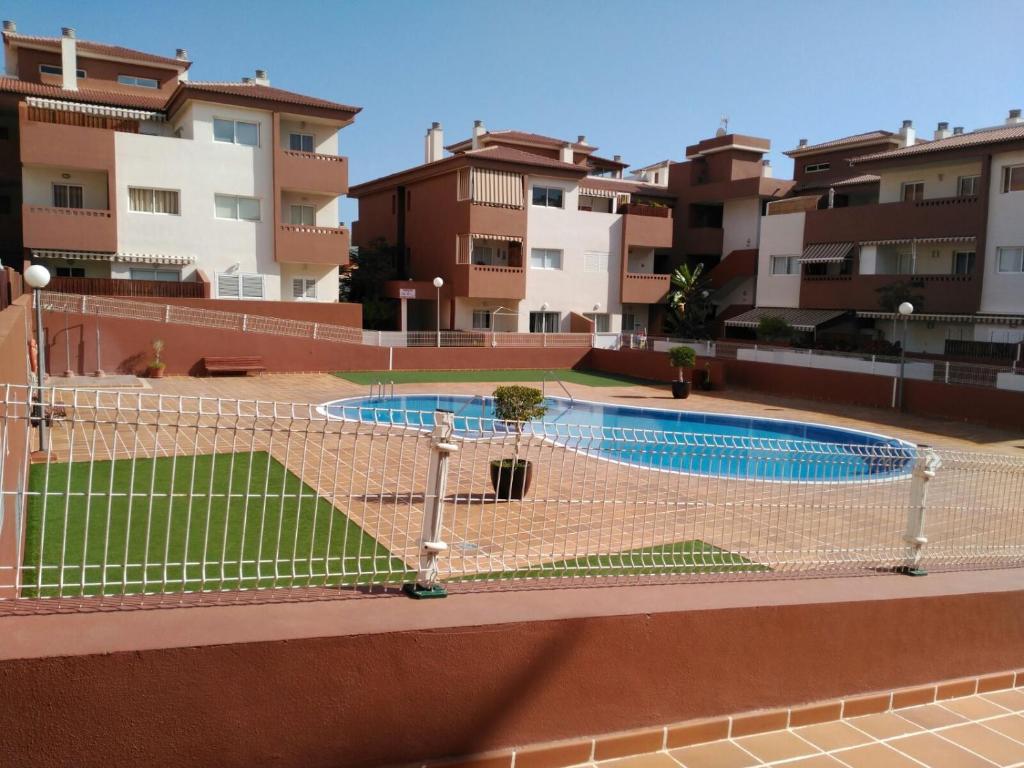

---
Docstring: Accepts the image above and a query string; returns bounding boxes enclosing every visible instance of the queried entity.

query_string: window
[622,312,636,333]
[1003,165,1024,193]
[996,247,1024,273]
[804,162,831,173]
[585,312,610,332]
[292,277,317,300]
[957,175,980,197]
[472,244,508,266]
[213,118,259,146]
[288,133,315,152]
[289,204,315,226]
[472,310,492,330]
[954,251,976,275]
[529,248,562,270]
[52,183,83,209]
[654,172,660,184]
[130,268,179,282]
[55,267,85,277]
[39,64,86,78]
[583,251,610,273]
[529,311,560,333]
[901,181,925,201]
[215,194,261,221]
[128,187,180,215]
[216,272,265,299]
[117,74,159,88]
[531,186,564,208]
[770,255,797,275]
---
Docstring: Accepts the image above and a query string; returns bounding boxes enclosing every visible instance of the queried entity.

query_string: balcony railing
[618,203,671,218]
[276,149,349,195]
[22,205,117,252]
[48,276,205,298]
[622,271,671,304]
[276,224,350,266]
[800,273,979,314]
[804,195,983,243]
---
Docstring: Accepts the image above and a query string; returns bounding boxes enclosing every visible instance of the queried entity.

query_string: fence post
[241,314,248,332]
[164,304,171,323]
[403,410,457,599]
[312,322,319,341]
[900,446,941,576]
[944,361,950,384]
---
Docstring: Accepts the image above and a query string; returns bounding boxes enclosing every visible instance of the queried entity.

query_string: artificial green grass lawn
[333,368,646,387]
[23,452,411,598]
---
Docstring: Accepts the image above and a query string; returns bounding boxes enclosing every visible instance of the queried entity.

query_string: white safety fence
[1,385,1022,613]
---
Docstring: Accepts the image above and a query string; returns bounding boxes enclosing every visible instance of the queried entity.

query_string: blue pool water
[322,395,915,481]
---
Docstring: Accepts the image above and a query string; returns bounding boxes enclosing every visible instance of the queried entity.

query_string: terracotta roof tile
[852,124,1024,163]
[4,32,189,69]
[465,144,584,171]
[785,130,898,156]
[0,77,168,109]
[579,176,672,196]
[179,81,360,115]
[795,173,881,191]
[446,129,596,153]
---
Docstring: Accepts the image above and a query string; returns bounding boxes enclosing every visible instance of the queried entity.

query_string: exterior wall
[875,319,963,355]
[877,160,983,203]
[0,298,30,599]
[278,118,339,156]
[790,141,896,188]
[523,175,623,332]
[981,148,1024,314]
[721,197,761,255]
[755,211,804,308]
[352,188,397,247]
[22,167,108,209]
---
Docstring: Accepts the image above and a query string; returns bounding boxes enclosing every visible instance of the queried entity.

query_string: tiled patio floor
[588,691,1024,768]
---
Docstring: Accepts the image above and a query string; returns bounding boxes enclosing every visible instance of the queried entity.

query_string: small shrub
[492,385,547,426]
[668,345,696,369]
[756,316,794,342]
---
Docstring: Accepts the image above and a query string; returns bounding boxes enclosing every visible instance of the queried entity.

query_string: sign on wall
[399,288,416,299]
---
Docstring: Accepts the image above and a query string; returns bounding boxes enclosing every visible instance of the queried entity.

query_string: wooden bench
[202,356,266,376]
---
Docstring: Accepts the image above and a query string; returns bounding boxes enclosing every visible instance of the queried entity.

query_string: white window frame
[117,74,159,88]
[531,186,564,208]
[289,204,315,226]
[583,251,610,273]
[471,309,492,330]
[770,255,797,275]
[292,277,317,301]
[584,312,610,332]
[213,118,260,147]
[901,181,925,201]
[1002,165,1024,194]
[957,175,980,197]
[39,63,86,78]
[216,272,265,299]
[288,132,315,153]
[215,194,261,222]
[953,251,975,275]
[130,268,180,282]
[529,248,562,270]
[52,183,84,209]
[996,247,1024,274]
[804,162,831,173]
[128,187,181,215]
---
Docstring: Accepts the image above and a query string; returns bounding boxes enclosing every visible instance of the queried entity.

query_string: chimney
[2,20,15,32]
[899,119,915,147]
[2,21,15,77]
[176,48,188,61]
[613,154,621,162]
[953,126,964,136]
[798,138,808,148]
[934,121,951,140]
[254,69,269,86]
[577,134,587,145]
[762,158,773,178]
[559,142,573,164]
[471,120,485,150]
[1007,109,1023,126]
[60,27,77,91]
[424,121,444,164]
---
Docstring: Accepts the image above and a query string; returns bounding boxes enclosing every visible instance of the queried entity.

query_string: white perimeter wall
[522,175,624,332]
[756,211,804,308]
[981,148,1024,314]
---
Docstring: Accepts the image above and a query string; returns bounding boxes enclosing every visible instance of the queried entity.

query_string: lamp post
[896,301,914,411]
[23,264,51,452]
[432,276,444,348]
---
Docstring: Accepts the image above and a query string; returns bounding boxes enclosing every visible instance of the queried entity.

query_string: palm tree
[666,263,711,338]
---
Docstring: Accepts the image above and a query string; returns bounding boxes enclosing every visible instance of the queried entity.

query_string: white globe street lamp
[432,277,444,347]
[23,264,51,453]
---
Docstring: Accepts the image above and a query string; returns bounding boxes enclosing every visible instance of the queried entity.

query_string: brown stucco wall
[1,581,1022,768]
[0,298,30,598]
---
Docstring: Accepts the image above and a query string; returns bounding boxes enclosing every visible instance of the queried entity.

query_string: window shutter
[292,278,304,299]
[241,274,264,298]
[217,273,240,298]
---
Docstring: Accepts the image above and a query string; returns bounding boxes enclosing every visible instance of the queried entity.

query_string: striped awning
[859,236,976,246]
[858,311,1024,325]
[469,233,523,244]
[32,249,194,265]
[25,96,165,122]
[799,242,854,263]
[725,307,849,332]
[579,186,619,199]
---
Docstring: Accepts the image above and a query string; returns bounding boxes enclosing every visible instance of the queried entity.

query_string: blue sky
[7,0,1024,223]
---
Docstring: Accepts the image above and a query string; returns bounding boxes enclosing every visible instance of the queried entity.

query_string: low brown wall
[585,347,726,387]
[394,345,590,371]
[1,580,1023,768]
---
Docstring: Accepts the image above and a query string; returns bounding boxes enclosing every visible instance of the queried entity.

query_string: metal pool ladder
[369,380,394,399]
[542,371,575,405]
[454,394,487,423]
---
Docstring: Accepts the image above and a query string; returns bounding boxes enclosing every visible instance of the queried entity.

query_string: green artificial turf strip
[449,539,766,582]
[23,452,412,598]
[333,368,646,387]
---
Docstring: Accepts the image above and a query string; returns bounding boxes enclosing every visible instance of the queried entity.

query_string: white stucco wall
[755,211,804,308]
[721,197,761,255]
[877,160,983,203]
[23,167,108,209]
[980,149,1024,314]
[521,175,624,332]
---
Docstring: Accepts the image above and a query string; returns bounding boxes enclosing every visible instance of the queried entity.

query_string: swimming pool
[320,395,916,481]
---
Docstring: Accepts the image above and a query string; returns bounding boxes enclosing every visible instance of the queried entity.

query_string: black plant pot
[490,459,534,500]
[671,380,691,399]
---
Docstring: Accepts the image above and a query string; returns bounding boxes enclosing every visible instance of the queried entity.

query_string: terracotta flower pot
[148,366,165,379]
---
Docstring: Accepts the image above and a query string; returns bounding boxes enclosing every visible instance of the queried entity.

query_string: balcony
[19,103,118,171]
[462,264,526,300]
[681,226,723,255]
[623,208,673,249]
[22,205,117,252]
[804,196,983,243]
[621,272,671,304]
[276,149,349,196]
[49,276,205,298]
[799,273,979,314]
[275,224,350,266]
[706,249,758,290]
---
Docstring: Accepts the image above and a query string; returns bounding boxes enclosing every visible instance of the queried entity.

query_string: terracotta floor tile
[733,731,820,763]
[983,714,1024,742]
[845,712,923,740]
[830,743,923,768]
[942,722,1024,766]
[597,753,680,768]
[894,703,969,730]
[795,722,873,752]
[668,740,761,768]
[780,757,848,768]
[888,732,996,768]
[940,694,1014,721]
[982,689,1024,713]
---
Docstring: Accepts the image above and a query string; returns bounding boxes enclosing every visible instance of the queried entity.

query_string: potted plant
[699,361,713,391]
[489,385,547,500]
[147,339,166,379]
[668,345,696,398]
